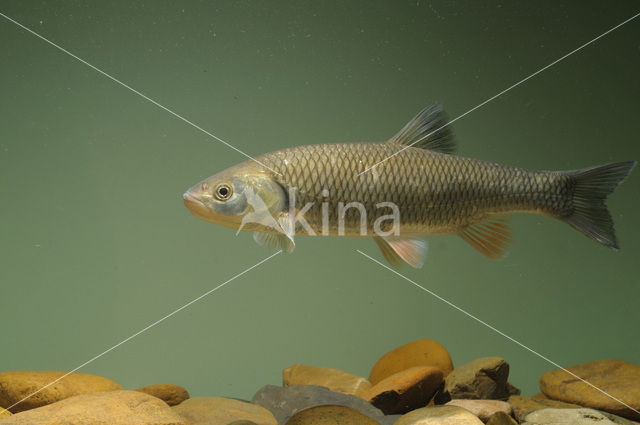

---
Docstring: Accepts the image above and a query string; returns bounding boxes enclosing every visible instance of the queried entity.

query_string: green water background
[1,1,638,399]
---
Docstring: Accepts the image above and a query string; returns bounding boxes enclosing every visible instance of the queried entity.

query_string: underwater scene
[1,1,639,424]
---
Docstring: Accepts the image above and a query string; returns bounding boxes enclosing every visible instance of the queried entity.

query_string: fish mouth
[183,192,210,218]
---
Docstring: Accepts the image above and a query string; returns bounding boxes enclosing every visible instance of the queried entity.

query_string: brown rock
[369,339,453,385]
[284,405,379,425]
[228,422,259,425]
[394,405,484,425]
[172,396,277,425]
[363,366,443,414]
[508,395,582,421]
[283,365,371,398]
[445,399,512,422]
[440,357,519,401]
[0,390,185,424]
[486,411,518,425]
[0,370,122,413]
[136,384,190,406]
[531,393,548,400]
[539,359,640,420]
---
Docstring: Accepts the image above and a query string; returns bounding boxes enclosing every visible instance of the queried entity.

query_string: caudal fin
[564,161,636,249]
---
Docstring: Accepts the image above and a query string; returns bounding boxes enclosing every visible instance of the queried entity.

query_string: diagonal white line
[357,249,640,415]
[357,11,640,177]
[0,250,282,415]
[0,11,282,176]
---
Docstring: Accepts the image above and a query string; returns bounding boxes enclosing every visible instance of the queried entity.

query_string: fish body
[253,142,571,237]
[183,104,635,267]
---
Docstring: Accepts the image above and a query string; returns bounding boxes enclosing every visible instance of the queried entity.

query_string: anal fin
[458,218,511,259]
[373,236,428,268]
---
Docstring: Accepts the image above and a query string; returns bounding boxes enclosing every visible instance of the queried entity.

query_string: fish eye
[214,183,233,201]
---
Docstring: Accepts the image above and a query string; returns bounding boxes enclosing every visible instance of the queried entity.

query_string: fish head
[183,161,287,232]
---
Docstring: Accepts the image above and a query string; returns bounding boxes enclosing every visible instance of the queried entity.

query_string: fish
[183,104,636,268]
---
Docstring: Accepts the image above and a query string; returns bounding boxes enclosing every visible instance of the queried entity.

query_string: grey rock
[438,357,520,401]
[378,415,403,425]
[251,385,383,424]
[522,408,638,425]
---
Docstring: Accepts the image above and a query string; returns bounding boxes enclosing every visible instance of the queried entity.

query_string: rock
[227,422,259,425]
[379,415,403,425]
[0,410,9,418]
[445,399,512,422]
[135,384,190,406]
[438,357,520,401]
[172,397,276,425]
[369,340,453,385]
[0,390,185,424]
[531,393,548,400]
[486,411,518,425]
[539,359,640,420]
[393,405,484,425]
[0,370,122,413]
[283,364,372,398]
[508,395,583,421]
[251,385,383,424]
[284,405,380,425]
[521,408,638,425]
[363,366,443,414]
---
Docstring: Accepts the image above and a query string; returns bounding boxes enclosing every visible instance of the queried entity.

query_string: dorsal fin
[373,236,428,268]
[458,218,511,259]
[388,103,455,154]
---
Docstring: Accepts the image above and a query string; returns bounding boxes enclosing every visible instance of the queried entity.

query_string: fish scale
[256,142,570,236]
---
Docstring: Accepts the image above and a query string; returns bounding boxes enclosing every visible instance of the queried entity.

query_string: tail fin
[564,161,636,249]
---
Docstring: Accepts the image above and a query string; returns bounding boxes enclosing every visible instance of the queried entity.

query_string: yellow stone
[0,409,11,417]
[394,405,484,425]
[283,364,371,398]
[284,405,379,425]
[0,370,122,413]
[369,339,453,385]
[135,384,190,406]
[172,397,277,425]
[363,366,443,414]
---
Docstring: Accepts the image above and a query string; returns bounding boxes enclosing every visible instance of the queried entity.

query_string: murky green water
[1,1,638,400]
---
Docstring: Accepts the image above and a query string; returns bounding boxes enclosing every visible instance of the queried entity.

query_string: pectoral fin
[253,232,295,253]
[458,218,511,259]
[373,236,428,268]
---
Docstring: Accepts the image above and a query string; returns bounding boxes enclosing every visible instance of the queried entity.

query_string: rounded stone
[283,364,371,398]
[0,370,122,413]
[539,359,640,420]
[172,396,277,425]
[394,405,484,425]
[487,411,518,425]
[522,408,637,425]
[0,390,184,424]
[284,405,379,425]
[135,384,190,406]
[445,399,512,422]
[364,366,443,414]
[369,339,453,385]
[251,384,383,424]
[508,395,582,421]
